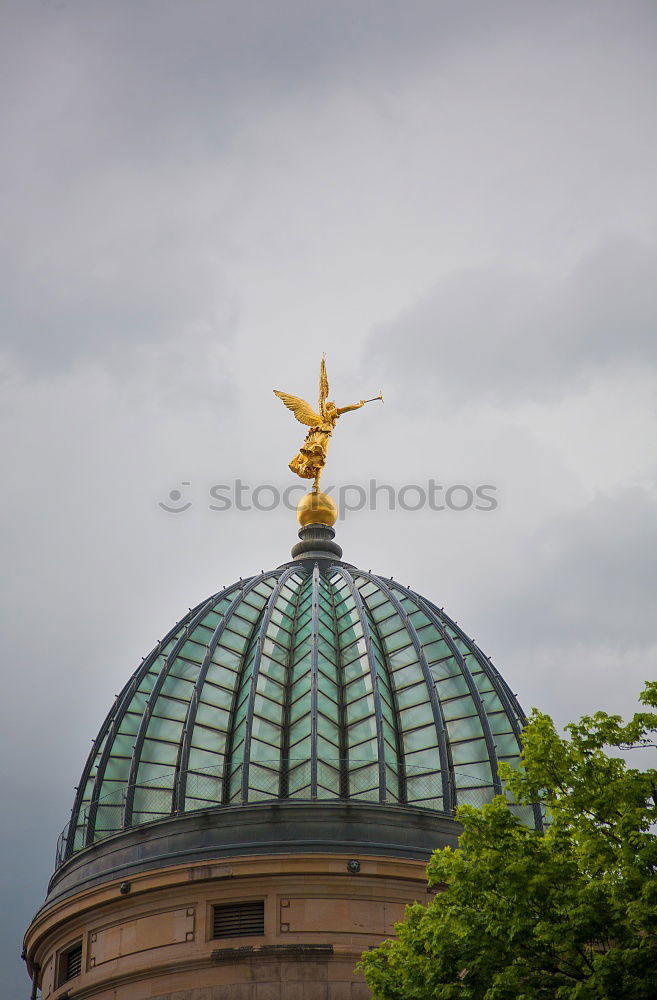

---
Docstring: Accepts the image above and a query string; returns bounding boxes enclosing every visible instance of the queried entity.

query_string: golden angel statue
[274,357,383,491]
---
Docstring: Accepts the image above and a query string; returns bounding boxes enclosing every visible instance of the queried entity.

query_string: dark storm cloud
[368,232,657,405]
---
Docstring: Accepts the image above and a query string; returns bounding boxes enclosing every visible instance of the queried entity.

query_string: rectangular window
[212,900,265,939]
[59,941,82,985]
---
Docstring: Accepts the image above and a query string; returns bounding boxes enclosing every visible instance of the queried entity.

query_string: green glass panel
[317,673,338,703]
[442,695,477,722]
[237,601,264,623]
[344,673,372,700]
[232,696,249,729]
[450,737,489,765]
[221,630,249,655]
[289,716,311,746]
[180,639,208,663]
[377,615,405,639]
[317,638,337,664]
[346,694,375,725]
[406,773,443,808]
[404,747,440,770]
[454,761,493,785]
[390,662,423,689]
[399,702,435,730]
[151,696,188,722]
[479,691,504,713]
[295,621,312,643]
[487,712,515,735]
[136,760,175,785]
[347,716,378,744]
[195,702,230,731]
[146,716,184,742]
[349,762,379,796]
[248,763,280,794]
[255,673,284,701]
[132,787,172,817]
[190,725,227,754]
[250,715,282,745]
[415,623,443,645]
[103,757,131,781]
[291,653,311,678]
[107,732,134,757]
[341,638,369,663]
[118,714,141,737]
[343,658,368,684]
[211,646,241,671]
[254,695,284,724]
[402,725,437,753]
[431,671,469,697]
[317,734,340,758]
[288,764,311,794]
[495,732,520,756]
[387,646,418,670]
[140,739,179,765]
[187,747,224,771]
[289,735,311,760]
[446,715,484,741]
[395,682,427,709]
[249,737,280,761]
[160,674,196,699]
[317,713,339,741]
[290,674,311,719]
[197,681,232,709]
[227,615,255,638]
[127,690,149,714]
[348,737,378,759]
[262,637,288,663]
[94,804,123,834]
[317,761,340,792]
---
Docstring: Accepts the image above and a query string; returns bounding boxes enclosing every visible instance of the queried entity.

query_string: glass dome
[59,560,540,868]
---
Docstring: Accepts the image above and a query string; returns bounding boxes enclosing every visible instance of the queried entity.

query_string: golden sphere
[296,491,338,528]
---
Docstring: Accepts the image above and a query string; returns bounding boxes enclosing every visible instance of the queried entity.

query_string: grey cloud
[368,233,657,405]
[3,2,657,995]
[472,487,657,653]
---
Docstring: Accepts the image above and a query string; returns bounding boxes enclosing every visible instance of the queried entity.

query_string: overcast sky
[2,1,657,994]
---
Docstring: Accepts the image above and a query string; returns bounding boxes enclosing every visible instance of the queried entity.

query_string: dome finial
[273,354,383,494]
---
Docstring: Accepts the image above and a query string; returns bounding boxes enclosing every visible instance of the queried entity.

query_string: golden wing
[273,390,321,426]
[318,355,329,411]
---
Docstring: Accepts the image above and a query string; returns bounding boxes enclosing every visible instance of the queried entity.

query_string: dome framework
[60,561,540,867]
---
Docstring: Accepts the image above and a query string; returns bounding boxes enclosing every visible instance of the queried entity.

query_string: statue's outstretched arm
[336,400,365,415]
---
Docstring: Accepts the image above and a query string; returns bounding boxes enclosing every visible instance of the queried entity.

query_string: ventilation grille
[64,943,82,981]
[212,900,265,939]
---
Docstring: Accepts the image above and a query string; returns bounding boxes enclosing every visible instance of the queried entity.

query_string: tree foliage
[359,682,657,999]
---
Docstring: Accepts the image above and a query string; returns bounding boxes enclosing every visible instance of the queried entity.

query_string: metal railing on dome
[54,758,538,870]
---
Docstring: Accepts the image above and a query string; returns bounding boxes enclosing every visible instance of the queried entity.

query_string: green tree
[360,682,657,1000]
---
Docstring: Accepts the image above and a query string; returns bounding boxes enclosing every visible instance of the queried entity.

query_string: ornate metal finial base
[291,523,343,562]
[291,491,342,561]
[296,490,338,528]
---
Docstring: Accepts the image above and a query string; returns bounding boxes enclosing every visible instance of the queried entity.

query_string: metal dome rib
[364,572,453,810]
[173,571,272,813]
